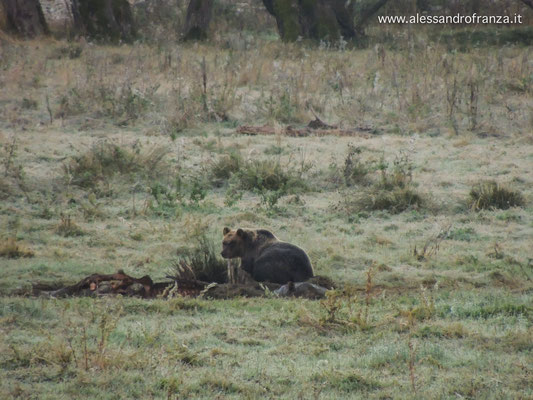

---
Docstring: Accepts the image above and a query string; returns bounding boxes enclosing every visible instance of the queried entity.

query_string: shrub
[49,44,83,60]
[327,145,375,188]
[55,214,85,237]
[224,180,244,207]
[266,89,301,123]
[237,159,307,192]
[343,145,372,186]
[264,145,285,155]
[209,151,310,210]
[171,226,227,284]
[0,238,34,258]
[339,150,424,214]
[316,277,374,330]
[209,151,243,185]
[210,149,309,192]
[468,181,524,211]
[148,181,182,217]
[56,83,156,122]
[344,187,424,214]
[256,187,286,210]
[377,151,413,190]
[21,98,38,110]
[64,140,169,189]
[149,176,207,217]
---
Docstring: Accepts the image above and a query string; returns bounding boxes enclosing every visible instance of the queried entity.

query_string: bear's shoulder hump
[255,229,276,239]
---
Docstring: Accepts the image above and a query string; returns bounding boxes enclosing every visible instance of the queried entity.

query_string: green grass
[0,288,531,399]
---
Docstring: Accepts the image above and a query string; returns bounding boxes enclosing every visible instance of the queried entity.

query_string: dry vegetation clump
[56,80,158,124]
[171,224,228,284]
[0,238,34,258]
[54,214,85,237]
[64,140,169,189]
[0,135,29,199]
[338,149,424,214]
[148,176,208,217]
[0,176,11,199]
[300,268,376,332]
[326,144,373,188]
[208,151,243,185]
[48,43,84,60]
[208,150,312,208]
[236,158,308,192]
[342,145,372,186]
[3,23,530,135]
[348,187,424,214]
[468,181,524,211]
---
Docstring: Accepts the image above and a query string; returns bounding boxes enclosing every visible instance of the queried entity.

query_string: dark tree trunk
[1,0,134,42]
[72,0,135,42]
[522,0,533,9]
[183,0,214,41]
[2,0,48,37]
[352,0,390,35]
[262,0,389,43]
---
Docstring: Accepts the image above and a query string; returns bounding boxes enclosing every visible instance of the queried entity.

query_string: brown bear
[221,227,314,284]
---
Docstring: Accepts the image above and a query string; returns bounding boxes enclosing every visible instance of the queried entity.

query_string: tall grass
[469,181,524,211]
[64,141,169,189]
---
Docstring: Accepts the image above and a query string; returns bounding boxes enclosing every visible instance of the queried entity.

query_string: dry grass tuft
[0,238,34,259]
[55,214,85,237]
[236,159,307,192]
[64,140,169,189]
[469,181,524,211]
[338,149,425,214]
[210,151,309,192]
[348,187,424,214]
[171,222,227,284]
[209,151,243,185]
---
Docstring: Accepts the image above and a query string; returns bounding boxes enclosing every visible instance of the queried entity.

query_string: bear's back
[255,229,276,240]
[254,241,314,283]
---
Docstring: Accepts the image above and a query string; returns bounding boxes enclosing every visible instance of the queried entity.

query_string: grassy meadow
[1,22,533,399]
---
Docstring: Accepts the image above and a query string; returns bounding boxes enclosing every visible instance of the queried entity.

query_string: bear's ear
[236,228,245,237]
[223,227,230,235]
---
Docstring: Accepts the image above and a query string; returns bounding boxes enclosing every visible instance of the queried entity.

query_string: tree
[72,0,135,42]
[1,0,135,42]
[182,0,390,43]
[521,0,533,9]
[183,0,214,41]
[262,0,390,42]
[1,0,48,37]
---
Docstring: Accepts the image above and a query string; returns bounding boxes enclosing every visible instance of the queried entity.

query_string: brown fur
[221,227,276,259]
[221,227,313,284]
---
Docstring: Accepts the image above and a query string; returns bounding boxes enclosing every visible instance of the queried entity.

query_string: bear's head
[221,227,250,259]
